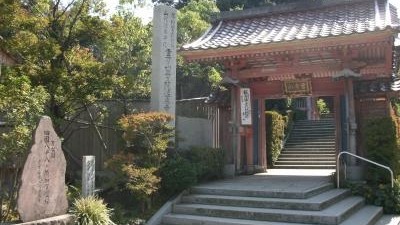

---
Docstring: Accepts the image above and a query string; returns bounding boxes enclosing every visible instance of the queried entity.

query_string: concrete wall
[176,116,212,149]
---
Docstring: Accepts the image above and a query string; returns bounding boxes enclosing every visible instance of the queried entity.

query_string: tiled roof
[182,0,400,51]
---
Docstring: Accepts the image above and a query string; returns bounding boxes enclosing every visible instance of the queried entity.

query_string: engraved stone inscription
[17,116,68,222]
[151,5,177,124]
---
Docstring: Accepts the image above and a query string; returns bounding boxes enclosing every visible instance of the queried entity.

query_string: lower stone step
[340,205,382,225]
[161,214,314,225]
[171,196,364,224]
[191,183,333,199]
[181,189,350,211]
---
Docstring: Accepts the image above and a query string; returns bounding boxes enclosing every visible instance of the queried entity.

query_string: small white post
[82,156,95,197]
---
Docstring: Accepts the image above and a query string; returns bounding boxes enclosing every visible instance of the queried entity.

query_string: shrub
[118,112,174,167]
[346,179,400,214]
[160,155,197,195]
[184,146,224,182]
[70,195,115,225]
[391,98,400,116]
[316,98,330,115]
[105,153,160,210]
[265,111,286,166]
[364,117,400,182]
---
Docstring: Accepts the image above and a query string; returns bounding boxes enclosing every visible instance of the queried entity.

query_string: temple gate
[181,0,400,174]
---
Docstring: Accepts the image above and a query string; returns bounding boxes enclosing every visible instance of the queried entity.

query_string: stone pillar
[306,97,312,120]
[345,78,357,164]
[151,5,177,126]
[224,86,238,177]
[82,156,95,197]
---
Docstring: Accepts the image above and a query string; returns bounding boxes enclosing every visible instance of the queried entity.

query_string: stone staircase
[274,118,336,169]
[158,173,383,225]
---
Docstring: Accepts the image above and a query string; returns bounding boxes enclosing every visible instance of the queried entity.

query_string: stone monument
[17,116,68,222]
[82,155,95,197]
[151,4,177,126]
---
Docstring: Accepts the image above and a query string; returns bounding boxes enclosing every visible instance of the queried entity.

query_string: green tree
[1,0,118,132]
[176,0,223,99]
[0,68,49,222]
[0,1,152,220]
[99,12,152,111]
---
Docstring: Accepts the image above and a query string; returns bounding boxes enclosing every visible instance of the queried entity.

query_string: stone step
[292,124,336,132]
[290,131,335,135]
[284,145,336,149]
[293,124,335,128]
[340,205,383,225]
[281,153,336,157]
[279,154,336,158]
[171,196,364,224]
[294,125,335,128]
[292,128,334,131]
[289,133,335,137]
[273,164,336,169]
[181,189,350,211]
[287,142,335,146]
[373,215,400,225]
[190,183,333,199]
[284,144,335,147]
[282,148,335,152]
[294,119,334,123]
[291,127,335,134]
[279,154,336,161]
[274,160,336,165]
[162,214,314,225]
[286,141,336,145]
[289,133,335,140]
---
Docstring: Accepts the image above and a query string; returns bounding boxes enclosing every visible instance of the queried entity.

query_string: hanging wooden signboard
[240,88,252,125]
[283,79,312,96]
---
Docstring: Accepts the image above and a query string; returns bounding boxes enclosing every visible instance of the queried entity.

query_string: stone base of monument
[17,214,75,225]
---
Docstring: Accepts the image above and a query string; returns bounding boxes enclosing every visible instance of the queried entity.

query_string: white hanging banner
[240,88,252,125]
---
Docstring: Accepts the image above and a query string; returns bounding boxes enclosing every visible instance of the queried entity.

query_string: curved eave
[180,28,400,63]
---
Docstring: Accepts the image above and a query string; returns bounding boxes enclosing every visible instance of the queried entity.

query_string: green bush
[265,111,286,166]
[70,195,115,225]
[364,117,400,182]
[184,146,224,182]
[160,155,197,195]
[104,153,160,211]
[346,179,400,214]
[391,98,400,116]
[118,112,174,167]
[316,98,330,115]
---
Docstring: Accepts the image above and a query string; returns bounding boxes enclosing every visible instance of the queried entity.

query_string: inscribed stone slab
[150,4,177,124]
[17,116,68,222]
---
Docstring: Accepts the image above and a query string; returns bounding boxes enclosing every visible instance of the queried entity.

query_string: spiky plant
[70,196,115,225]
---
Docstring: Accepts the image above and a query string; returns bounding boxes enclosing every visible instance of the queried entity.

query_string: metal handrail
[336,151,394,188]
